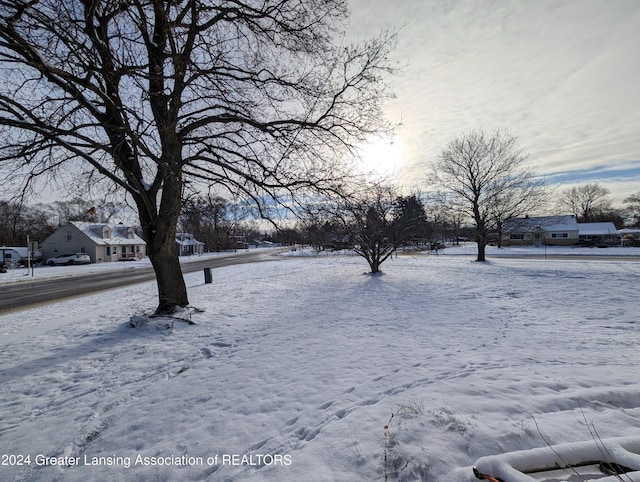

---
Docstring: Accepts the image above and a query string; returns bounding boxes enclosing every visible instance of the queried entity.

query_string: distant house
[578,222,619,245]
[176,233,205,256]
[502,215,579,246]
[618,228,640,246]
[41,221,146,263]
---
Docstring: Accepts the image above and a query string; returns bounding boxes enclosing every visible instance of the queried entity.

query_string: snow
[475,436,640,481]
[0,251,244,285]
[1,247,639,481]
[577,222,619,236]
[503,215,578,233]
[445,243,640,258]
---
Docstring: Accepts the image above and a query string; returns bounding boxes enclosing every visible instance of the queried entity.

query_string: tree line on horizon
[2,171,638,274]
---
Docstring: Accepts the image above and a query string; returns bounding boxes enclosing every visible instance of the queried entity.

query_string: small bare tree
[342,185,403,274]
[559,184,612,222]
[0,0,396,313]
[431,130,546,261]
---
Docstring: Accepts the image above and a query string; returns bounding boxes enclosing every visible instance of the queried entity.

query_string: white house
[578,222,619,245]
[176,233,205,256]
[41,221,146,263]
[502,215,579,246]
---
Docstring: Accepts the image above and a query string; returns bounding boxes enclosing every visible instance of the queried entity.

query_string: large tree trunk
[147,229,189,314]
[473,205,488,262]
[476,240,486,262]
[137,169,189,314]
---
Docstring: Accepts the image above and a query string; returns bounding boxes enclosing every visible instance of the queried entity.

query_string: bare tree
[623,192,640,227]
[423,191,465,245]
[299,206,346,251]
[0,199,56,245]
[491,174,548,247]
[431,130,545,261]
[48,197,122,226]
[559,184,612,222]
[180,194,246,252]
[0,0,395,313]
[341,185,404,274]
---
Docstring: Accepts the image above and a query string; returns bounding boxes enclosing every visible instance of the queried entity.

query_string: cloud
[544,161,640,203]
[347,0,640,205]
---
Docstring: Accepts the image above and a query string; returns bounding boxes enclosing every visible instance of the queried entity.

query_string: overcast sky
[346,0,640,205]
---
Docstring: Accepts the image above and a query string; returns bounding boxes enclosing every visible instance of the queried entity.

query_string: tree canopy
[0,0,396,312]
[559,184,612,222]
[431,130,546,261]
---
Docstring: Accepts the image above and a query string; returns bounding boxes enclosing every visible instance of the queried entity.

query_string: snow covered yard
[1,254,639,481]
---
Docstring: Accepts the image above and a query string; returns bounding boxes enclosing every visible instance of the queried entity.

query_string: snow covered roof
[577,222,618,236]
[176,233,204,246]
[503,215,578,233]
[0,247,29,257]
[70,221,146,246]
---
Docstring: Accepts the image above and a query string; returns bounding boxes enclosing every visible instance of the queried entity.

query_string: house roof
[503,215,578,233]
[70,221,146,246]
[577,222,618,236]
[0,247,29,257]
[176,233,204,246]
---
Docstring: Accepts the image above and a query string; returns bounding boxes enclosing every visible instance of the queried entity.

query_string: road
[0,249,285,314]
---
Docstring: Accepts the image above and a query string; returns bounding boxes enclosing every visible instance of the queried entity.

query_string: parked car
[577,238,595,247]
[46,253,91,266]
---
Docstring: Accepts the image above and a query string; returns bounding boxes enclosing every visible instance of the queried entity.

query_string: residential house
[502,215,579,246]
[176,233,205,256]
[618,228,640,246]
[41,221,146,263]
[578,222,619,245]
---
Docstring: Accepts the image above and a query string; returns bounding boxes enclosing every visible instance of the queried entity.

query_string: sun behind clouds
[355,137,405,180]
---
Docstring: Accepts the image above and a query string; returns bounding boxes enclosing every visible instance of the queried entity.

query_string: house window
[66,231,72,241]
[80,247,86,253]
[510,234,524,240]
[113,247,117,254]
[106,246,111,256]
[551,233,569,238]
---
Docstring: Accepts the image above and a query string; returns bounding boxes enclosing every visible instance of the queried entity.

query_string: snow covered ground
[1,248,639,481]
[2,243,639,286]
[0,250,247,285]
